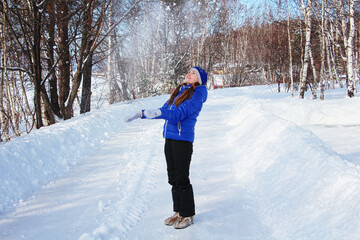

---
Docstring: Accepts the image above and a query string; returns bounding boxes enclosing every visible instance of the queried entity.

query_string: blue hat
[191,66,208,85]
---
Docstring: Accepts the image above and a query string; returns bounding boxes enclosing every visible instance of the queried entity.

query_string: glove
[124,112,141,122]
[142,109,162,119]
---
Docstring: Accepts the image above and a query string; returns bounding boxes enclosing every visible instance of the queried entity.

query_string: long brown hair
[168,82,200,107]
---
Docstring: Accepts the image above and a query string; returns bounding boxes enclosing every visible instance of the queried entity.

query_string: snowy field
[0,85,360,240]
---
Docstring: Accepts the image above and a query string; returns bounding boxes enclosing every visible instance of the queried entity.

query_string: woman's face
[185,69,199,85]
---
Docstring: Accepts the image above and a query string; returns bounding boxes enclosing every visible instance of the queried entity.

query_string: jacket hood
[181,84,208,103]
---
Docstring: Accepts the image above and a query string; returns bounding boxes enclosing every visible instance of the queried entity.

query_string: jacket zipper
[177,122,181,136]
[165,86,185,138]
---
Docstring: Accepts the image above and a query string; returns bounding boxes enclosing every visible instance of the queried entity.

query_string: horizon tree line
[0,0,359,142]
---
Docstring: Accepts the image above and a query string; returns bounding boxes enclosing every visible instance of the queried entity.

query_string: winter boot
[173,216,194,229]
[164,212,180,226]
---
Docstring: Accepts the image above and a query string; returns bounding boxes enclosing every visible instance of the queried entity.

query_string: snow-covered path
[123,93,273,240]
[0,91,272,240]
[1,86,360,240]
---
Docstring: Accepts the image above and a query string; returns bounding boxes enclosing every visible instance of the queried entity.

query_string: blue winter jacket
[157,84,207,143]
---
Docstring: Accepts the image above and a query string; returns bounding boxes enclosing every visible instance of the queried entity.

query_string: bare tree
[1,0,46,129]
[63,0,143,119]
[56,0,72,119]
[107,0,117,104]
[0,1,10,141]
[286,0,295,96]
[46,0,61,116]
[299,0,312,98]
[339,0,356,97]
[319,0,327,100]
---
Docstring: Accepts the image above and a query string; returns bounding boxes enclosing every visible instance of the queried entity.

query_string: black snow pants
[164,139,195,217]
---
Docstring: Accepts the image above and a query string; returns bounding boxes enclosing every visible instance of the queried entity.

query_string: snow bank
[226,99,360,240]
[0,95,168,215]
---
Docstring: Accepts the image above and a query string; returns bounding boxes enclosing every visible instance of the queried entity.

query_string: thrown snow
[0,85,360,240]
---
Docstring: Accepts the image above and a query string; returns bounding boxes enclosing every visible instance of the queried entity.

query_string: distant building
[211,63,266,89]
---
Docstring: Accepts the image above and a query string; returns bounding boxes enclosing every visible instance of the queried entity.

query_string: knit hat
[191,66,208,85]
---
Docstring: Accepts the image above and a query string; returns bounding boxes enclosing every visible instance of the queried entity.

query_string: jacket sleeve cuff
[141,109,162,119]
[140,110,145,119]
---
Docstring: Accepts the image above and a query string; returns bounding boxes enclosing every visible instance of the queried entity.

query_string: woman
[125,66,208,229]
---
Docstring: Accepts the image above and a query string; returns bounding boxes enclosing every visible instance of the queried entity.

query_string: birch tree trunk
[40,85,56,126]
[299,0,312,99]
[325,37,334,90]
[108,0,116,104]
[0,4,10,141]
[286,0,294,97]
[341,0,356,97]
[309,47,317,99]
[328,19,340,88]
[18,70,34,132]
[297,0,304,89]
[0,75,9,141]
[10,72,21,134]
[5,71,21,136]
[319,0,327,100]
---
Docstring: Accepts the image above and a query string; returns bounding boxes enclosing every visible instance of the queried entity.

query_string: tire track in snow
[78,120,164,240]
